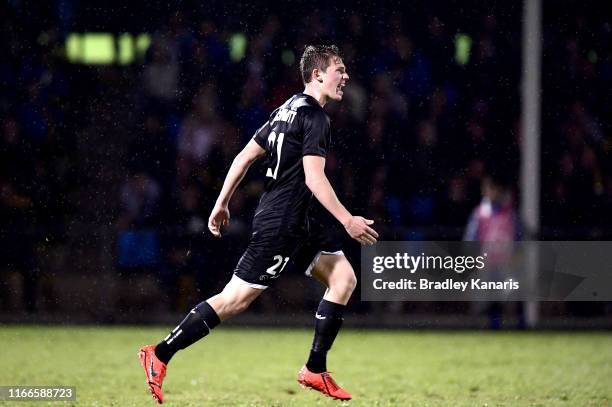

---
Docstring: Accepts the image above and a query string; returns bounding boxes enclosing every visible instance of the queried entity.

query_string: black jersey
[251,93,330,236]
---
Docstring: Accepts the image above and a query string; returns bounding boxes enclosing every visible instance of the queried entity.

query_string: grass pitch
[1,325,611,406]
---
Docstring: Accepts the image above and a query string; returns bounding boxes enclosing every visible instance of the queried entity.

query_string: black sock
[154,301,220,364]
[306,299,345,373]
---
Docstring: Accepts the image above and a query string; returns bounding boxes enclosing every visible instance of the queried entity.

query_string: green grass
[1,326,611,406]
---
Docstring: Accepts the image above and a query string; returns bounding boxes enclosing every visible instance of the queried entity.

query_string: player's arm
[208,139,266,237]
[303,155,378,245]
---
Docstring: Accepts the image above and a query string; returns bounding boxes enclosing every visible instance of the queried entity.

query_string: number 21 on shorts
[266,255,289,277]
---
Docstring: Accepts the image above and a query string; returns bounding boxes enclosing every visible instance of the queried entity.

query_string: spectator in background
[176,84,222,186]
[464,171,523,329]
[116,171,162,275]
[142,34,180,114]
[464,172,520,242]
[0,117,39,312]
[235,77,268,142]
[127,112,176,195]
[164,183,208,310]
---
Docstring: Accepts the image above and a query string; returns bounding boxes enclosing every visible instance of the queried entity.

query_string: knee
[330,272,357,296]
[346,273,357,293]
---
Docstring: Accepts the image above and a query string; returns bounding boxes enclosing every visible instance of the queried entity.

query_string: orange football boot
[297,365,352,400]
[138,345,167,404]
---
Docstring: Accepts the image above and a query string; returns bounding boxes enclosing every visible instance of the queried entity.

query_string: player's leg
[155,275,264,364]
[297,252,354,400]
[139,276,264,403]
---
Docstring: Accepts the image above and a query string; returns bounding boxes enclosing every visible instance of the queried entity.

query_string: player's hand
[208,204,230,237]
[343,216,379,245]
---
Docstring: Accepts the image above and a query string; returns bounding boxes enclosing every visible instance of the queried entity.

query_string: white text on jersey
[271,108,297,124]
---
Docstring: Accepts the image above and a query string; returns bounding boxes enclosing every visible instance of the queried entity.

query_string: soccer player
[139,44,378,403]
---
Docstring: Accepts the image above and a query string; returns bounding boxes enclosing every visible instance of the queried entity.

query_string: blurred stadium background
[1,0,611,329]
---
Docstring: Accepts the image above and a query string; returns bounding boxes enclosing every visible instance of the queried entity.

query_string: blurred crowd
[1,1,611,312]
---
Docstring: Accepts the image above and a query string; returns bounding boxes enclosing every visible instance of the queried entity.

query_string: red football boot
[297,365,352,401]
[138,345,167,404]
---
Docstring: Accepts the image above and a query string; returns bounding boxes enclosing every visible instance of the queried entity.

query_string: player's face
[321,57,349,101]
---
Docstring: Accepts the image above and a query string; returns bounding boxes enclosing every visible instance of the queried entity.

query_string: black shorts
[233,218,344,289]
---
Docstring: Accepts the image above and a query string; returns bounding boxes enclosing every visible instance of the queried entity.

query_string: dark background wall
[1,0,610,327]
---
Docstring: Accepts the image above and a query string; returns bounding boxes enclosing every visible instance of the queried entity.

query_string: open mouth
[336,84,345,94]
